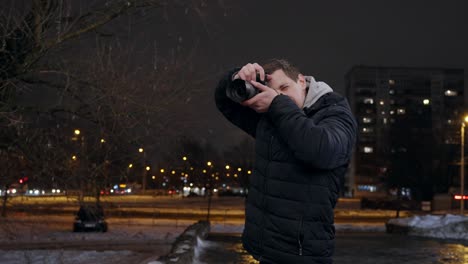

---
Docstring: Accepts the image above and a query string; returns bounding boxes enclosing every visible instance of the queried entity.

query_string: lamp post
[206,161,213,222]
[461,116,468,215]
[139,148,147,192]
[462,122,465,215]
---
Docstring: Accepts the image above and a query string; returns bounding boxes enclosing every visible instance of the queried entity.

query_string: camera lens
[226,74,265,103]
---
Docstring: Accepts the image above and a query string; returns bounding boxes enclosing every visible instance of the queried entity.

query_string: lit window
[390,110,395,115]
[445,90,458,96]
[381,111,386,115]
[362,117,372,123]
[379,100,385,105]
[363,98,374,104]
[362,127,373,133]
[447,119,453,124]
[389,89,395,95]
[389,79,395,85]
[397,108,406,115]
[383,118,387,124]
[363,146,373,153]
[423,99,430,105]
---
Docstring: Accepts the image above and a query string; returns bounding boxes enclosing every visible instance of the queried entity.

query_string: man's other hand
[241,80,279,113]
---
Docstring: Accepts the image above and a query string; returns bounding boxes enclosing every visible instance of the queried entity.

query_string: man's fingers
[238,71,246,80]
[239,62,266,82]
[250,80,269,91]
[241,96,256,106]
[246,64,256,81]
[253,63,265,81]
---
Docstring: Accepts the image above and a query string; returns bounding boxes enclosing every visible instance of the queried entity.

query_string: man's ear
[298,74,307,89]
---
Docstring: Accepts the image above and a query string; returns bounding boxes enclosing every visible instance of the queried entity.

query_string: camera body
[226,74,266,103]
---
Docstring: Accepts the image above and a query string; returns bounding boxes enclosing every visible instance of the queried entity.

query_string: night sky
[21,0,467,153]
[175,0,468,151]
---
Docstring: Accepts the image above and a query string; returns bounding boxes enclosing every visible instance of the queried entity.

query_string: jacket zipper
[298,216,304,256]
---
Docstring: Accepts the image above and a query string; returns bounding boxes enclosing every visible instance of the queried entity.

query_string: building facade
[346,66,465,200]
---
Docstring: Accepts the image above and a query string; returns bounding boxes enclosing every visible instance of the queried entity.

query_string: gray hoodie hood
[302,76,333,109]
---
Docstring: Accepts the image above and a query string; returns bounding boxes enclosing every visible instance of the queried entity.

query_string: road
[199,233,468,264]
[5,195,411,224]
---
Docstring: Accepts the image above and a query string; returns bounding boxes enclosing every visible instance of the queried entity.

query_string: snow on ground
[0,215,191,243]
[387,214,468,240]
[0,249,141,264]
[0,212,393,264]
[0,215,190,264]
[388,214,467,228]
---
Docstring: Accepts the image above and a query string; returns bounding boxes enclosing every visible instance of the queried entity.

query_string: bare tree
[0,0,234,215]
[223,136,255,193]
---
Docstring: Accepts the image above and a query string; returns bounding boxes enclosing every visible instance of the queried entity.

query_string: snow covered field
[0,215,190,264]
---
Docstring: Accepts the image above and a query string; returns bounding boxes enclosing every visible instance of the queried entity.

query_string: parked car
[73,204,108,232]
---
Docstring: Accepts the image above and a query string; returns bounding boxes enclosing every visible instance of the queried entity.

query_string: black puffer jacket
[215,69,357,264]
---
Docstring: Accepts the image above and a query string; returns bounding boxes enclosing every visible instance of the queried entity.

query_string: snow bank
[148,220,210,264]
[386,214,468,240]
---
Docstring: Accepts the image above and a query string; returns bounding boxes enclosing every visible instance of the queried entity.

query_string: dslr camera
[226,74,266,103]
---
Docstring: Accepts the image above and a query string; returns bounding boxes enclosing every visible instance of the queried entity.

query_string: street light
[461,115,468,215]
[74,129,80,135]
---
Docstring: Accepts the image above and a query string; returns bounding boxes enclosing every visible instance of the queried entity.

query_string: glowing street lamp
[146,166,151,171]
[182,156,187,161]
[160,169,165,173]
[128,163,133,168]
[71,155,77,161]
[138,148,144,153]
[74,129,80,135]
[225,165,230,170]
[207,161,212,167]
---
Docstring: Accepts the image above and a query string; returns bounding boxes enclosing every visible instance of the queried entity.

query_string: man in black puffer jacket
[215,59,357,264]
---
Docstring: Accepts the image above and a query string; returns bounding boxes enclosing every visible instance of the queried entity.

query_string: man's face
[266,69,307,108]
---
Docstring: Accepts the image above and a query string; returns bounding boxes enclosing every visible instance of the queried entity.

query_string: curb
[143,220,210,264]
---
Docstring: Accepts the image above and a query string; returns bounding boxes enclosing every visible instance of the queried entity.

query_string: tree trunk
[1,185,9,217]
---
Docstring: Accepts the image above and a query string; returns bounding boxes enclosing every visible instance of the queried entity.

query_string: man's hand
[241,80,279,113]
[233,63,265,82]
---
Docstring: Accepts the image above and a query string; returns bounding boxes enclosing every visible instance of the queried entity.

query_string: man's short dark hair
[262,59,301,81]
